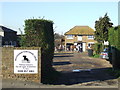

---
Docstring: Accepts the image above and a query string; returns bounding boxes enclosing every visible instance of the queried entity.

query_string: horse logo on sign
[14,50,38,74]
[22,55,30,63]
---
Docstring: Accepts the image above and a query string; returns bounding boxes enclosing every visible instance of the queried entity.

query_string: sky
[0,1,119,35]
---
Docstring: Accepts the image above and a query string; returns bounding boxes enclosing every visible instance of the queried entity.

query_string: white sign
[104,41,109,45]
[14,50,38,74]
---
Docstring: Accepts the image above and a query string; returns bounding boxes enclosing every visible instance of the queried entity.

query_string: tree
[54,33,64,47]
[54,33,64,39]
[94,13,113,43]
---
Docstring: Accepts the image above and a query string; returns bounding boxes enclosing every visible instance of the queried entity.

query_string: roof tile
[65,26,94,35]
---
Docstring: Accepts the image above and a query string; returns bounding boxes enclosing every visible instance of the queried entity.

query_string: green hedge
[108,27,118,47]
[108,26,120,69]
[21,19,55,83]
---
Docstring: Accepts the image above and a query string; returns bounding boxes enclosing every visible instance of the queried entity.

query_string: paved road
[2,52,119,88]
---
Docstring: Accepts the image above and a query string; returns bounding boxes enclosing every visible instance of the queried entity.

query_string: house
[64,26,97,52]
[0,25,17,47]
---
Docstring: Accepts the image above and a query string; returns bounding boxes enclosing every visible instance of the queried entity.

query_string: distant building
[54,33,65,51]
[64,26,97,52]
[0,26,17,47]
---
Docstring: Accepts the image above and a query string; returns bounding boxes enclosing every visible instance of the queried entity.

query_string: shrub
[93,43,103,54]
[21,19,55,83]
[93,54,100,58]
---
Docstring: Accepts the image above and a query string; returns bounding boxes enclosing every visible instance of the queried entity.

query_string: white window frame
[88,35,94,39]
[0,31,4,37]
[66,35,73,39]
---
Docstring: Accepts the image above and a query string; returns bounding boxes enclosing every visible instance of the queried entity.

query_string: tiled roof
[65,26,94,35]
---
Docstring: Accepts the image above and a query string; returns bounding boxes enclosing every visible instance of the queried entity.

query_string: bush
[93,54,100,58]
[93,43,103,54]
[21,19,55,83]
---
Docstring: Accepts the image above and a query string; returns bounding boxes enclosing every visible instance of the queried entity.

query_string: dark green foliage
[90,53,100,58]
[93,54,100,58]
[116,26,120,51]
[94,13,113,43]
[21,19,55,83]
[93,43,103,54]
[108,27,118,46]
[19,35,26,47]
[108,26,120,69]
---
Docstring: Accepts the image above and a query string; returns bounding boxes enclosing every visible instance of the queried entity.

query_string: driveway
[53,52,118,86]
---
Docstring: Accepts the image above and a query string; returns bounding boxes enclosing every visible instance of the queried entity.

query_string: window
[88,35,94,39]
[66,35,73,39]
[78,35,82,41]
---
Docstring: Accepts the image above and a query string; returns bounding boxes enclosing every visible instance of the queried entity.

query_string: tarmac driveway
[53,52,118,86]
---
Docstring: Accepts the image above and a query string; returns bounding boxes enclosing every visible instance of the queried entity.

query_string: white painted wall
[82,43,86,52]
[0,31,4,37]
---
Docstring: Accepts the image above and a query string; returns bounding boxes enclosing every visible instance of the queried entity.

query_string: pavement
[2,52,119,89]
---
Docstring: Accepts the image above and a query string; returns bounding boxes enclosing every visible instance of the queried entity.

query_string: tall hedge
[21,19,54,82]
[108,26,120,69]
[116,26,120,51]
[108,27,118,47]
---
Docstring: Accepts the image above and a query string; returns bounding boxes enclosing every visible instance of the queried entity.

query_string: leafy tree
[54,33,64,39]
[94,13,113,43]
[54,33,64,47]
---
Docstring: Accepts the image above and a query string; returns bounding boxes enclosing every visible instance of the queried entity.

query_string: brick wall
[2,47,41,83]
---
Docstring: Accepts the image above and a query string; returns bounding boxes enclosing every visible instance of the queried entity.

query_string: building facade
[64,26,97,52]
[0,26,17,47]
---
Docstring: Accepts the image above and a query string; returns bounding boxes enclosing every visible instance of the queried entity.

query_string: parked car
[100,48,109,59]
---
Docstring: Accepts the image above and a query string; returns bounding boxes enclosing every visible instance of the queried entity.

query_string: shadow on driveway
[51,52,118,86]
[51,67,118,85]
[53,61,72,66]
[54,55,74,58]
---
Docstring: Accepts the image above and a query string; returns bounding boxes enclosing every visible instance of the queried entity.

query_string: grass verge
[90,54,100,58]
